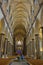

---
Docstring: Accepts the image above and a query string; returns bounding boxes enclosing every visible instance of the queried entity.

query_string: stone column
[32,39,35,58]
[23,37,27,56]
[9,44,12,56]
[29,41,32,57]
[41,27,43,55]
[7,41,11,56]
[7,41,9,56]
[40,7,43,59]
[0,33,5,58]
[11,45,13,56]
[11,45,14,56]
[30,40,33,58]
[40,27,43,59]
[27,45,29,56]
[35,34,40,59]
[7,40,8,56]
[13,37,16,55]
[8,42,11,56]
[27,43,30,57]
[4,38,8,58]
[0,34,2,58]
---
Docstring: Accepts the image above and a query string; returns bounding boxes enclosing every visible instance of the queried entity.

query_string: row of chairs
[0,58,11,65]
[26,58,43,65]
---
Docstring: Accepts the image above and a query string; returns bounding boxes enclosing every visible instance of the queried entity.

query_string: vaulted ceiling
[10,0,31,33]
[0,0,43,41]
[9,0,32,40]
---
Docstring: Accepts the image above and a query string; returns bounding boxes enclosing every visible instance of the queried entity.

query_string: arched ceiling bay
[9,0,33,40]
[9,0,31,31]
[14,24,26,36]
[11,2,30,32]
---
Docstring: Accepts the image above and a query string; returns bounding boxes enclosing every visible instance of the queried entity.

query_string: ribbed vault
[12,1,30,42]
[11,2,30,32]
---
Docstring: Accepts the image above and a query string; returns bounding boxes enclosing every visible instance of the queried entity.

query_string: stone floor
[9,60,30,65]
[10,62,29,65]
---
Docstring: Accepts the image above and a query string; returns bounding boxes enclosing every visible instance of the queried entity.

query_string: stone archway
[13,24,27,55]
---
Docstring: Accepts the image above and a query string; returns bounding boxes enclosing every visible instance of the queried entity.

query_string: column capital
[0,32,5,35]
[32,38,34,40]
[40,27,43,33]
[40,27,43,29]
[5,37,8,40]
[8,40,10,42]
[35,34,39,36]
[5,38,8,42]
